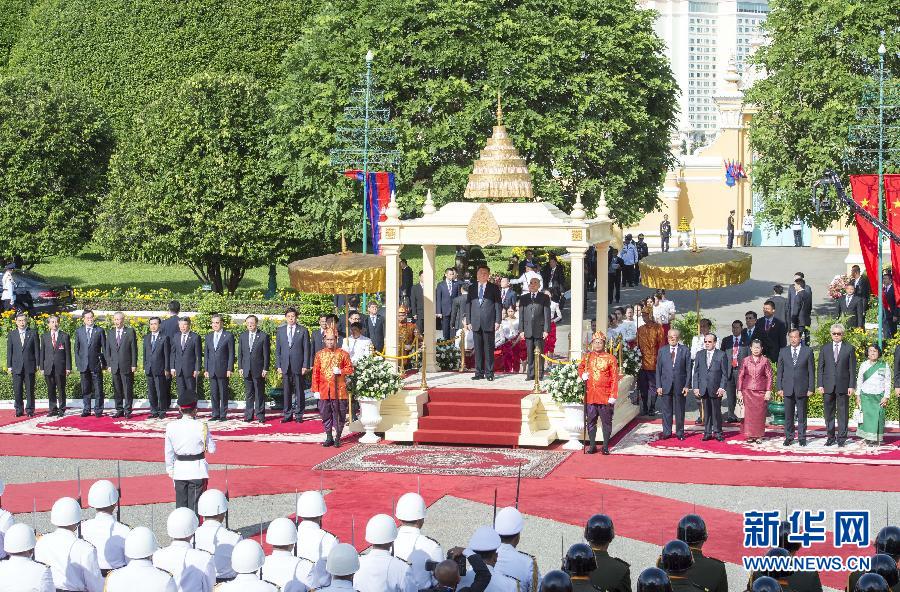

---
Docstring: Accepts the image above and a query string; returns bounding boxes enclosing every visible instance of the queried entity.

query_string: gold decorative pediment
[466,204,502,246]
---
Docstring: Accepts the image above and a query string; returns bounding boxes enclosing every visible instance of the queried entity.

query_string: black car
[9,270,75,314]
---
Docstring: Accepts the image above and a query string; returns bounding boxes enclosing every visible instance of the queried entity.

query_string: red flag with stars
[850,175,881,296]
[885,175,900,302]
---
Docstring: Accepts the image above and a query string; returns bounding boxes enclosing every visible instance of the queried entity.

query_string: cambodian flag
[343,170,396,253]
[724,160,736,187]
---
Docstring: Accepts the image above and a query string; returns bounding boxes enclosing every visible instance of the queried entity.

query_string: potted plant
[435,342,461,371]
[767,361,785,425]
[544,362,586,450]
[352,355,402,444]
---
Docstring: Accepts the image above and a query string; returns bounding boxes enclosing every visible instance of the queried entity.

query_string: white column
[421,244,437,372]
[567,247,587,360]
[383,245,401,369]
[595,241,610,333]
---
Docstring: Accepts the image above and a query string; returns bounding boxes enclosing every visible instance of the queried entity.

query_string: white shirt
[164,416,216,480]
[458,563,518,592]
[743,215,754,231]
[857,360,892,398]
[509,271,543,291]
[393,525,442,590]
[104,558,177,592]
[342,335,373,364]
[80,511,130,570]
[152,540,216,592]
[1,271,13,301]
[33,528,104,592]
[690,335,708,360]
[216,573,278,592]
[549,301,562,324]
[0,554,55,592]
[262,549,313,590]
[194,519,242,579]
[296,521,338,564]
[620,243,638,265]
[617,320,637,342]
[496,543,538,592]
[0,508,14,560]
[353,548,416,592]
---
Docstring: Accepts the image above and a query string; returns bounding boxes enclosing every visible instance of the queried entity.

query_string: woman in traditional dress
[737,339,772,442]
[499,306,520,373]
[856,343,891,446]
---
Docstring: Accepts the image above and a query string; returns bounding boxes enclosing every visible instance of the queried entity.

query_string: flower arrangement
[435,342,461,371]
[543,362,584,404]
[620,346,642,377]
[827,274,851,300]
[352,355,402,401]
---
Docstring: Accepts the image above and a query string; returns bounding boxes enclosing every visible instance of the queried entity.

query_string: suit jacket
[170,331,202,376]
[40,330,71,376]
[363,314,386,352]
[104,326,138,374]
[770,295,788,326]
[837,293,865,328]
[692,349,728,396]
[853,275,871,302]
[7,328,40,374]
[743,324,759,344]
[466,282,502,332]
[816,341,857,394]
[720,334,750,380]
[540,265,566,290]
[204,331,235,377]
[159,316,181,342]
[518,292,551,338]
[409,284,425,321]
[450,294,468,331]
[758,317,787,362]
[435,280,459,317]
[311,328,326,358]
[74,325,106,373]
[499,287,517,310]
[789,288,812,326]
[143,332,171,377]
[655,343,692,394]
[776,344,815,397]
[786,286,813,321]
[275,324,311,374]
[238,330,270,378]
[400,266,413,298]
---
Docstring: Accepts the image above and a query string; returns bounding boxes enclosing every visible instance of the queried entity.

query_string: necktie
[792,347,798,366]
[834,343,839,361]
[706,350,712,368]
[732,341,739,367]
[19,331,25,346]
[52,332,57,348]
[249,332,255,351]
[116,330,122,346]
[151,334,157,350]
[846,295,851,307]
[214,332,220,350]
[288,326,294,346]
[766,318,772,331]
[479,285,484,301]
[181,334,187,349]
[531,293,536,301]
[371,316,376,326]
[87,327,92,342]
[671,347,676,367]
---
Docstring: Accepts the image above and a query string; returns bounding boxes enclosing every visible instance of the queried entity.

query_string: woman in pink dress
[737,339,773,442]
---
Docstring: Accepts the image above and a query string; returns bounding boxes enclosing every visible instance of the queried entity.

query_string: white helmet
[266,517,298,546]
[326,543,360,576]
[3,523,37,554]
[167,507,199,539]
[88,479,119,509]
[297,491,326,518]
[365,513,398,545]
[231,539,265,574]
[468,526,501,552]
[50,497,83,527]
[395,492,426,522]
[124,527,159,560]
[494,507,524,536]
[197,489,228,517]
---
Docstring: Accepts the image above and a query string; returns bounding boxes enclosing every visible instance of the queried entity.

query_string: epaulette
[704,555,725,565]
[612,556,630,568]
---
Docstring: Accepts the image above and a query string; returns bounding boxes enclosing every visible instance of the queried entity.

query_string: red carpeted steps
[414,387,529,446]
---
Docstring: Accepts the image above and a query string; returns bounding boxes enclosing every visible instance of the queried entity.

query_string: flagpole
[361,50,374,311]
[877,35,886,345]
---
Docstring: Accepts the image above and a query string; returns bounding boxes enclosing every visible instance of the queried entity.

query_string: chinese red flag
[849,175,881,295]
[885,175,900,303]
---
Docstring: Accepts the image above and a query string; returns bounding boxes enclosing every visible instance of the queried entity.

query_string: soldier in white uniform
[215,539,277,592]
[195,488,241,583]
[152,507,216,592]
[313,544,361,592]
[104,527,176,592]
[296,490,338,563]
[393,492,442,590]
[457,527,518,592]
[0,478,14,561]
[353,514,416,592]
[262,517,312,591]
[164,400,216,513]
[34,497,104,592]
[0,523,54,592]
[494,507,539,592]
[81,479,130,575]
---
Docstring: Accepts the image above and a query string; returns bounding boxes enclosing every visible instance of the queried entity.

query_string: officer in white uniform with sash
[164,400,216,513]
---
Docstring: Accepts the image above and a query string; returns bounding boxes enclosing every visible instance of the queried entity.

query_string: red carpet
[414,388,528,446]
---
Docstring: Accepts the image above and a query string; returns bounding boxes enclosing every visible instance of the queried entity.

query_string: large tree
[269,0,678,242]
[746,0,899,229]
[0,0,36,68]
[0,75,112,263]
[96,72,302,293]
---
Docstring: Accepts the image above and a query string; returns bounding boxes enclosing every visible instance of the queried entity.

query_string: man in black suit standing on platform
[655,328,692,440]
[790,278,812,343]
[692,333,729,441]
[466,266,502,381]
[204,314,235,421]
[409,272,425,334]
[759,301,787,363]
[364,301,385,353]
[777,329,815,446]
[817,323,856,447]
[851,265,870,309]
[276,307,311,423]
[436,268,459,340]
[837,282,866,328]
[239,315,270,423]
[311,314,328,358]
[518,277,551,382]
[143,316,170,418]
[75,310,106,417]
[399,258,413,303]
[7,312,40,417]
[41,314,71,417]
[451,285,468,334]
[105,312,138,418]
[720,320,749,423]
[170,317,202,407]
[159,300,181,413]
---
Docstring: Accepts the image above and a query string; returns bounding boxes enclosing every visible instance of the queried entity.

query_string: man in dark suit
[409,272,425,334]
[837,282,865,328]
[758,301,787,362]
[40,314,71,417]
[311,314,329,358]
[743,311,759,343]
[204,314,235,421]
[770,285,788,327]
[692,333,729,441]
[6,312,40,417]
[75,309,106,417]
[399,258,413,303]
[655,328,692,440]
[276,307,312,423]
[105,312,138,418]
[777,329,815,446]
[518,249,537,275]
[518,278,551,381]
[816,323,857,447]
[850,264,870,310]
[143,316,171,418]
[466,266,502,381]
[238,315,270,423]
[882,272,898,338]
[159,300,181,412]
[499,277,517,310]
[540,254,566,292]
[720,320,749,423]
[170,317,202,408]
[363,301,385,353]
[435,268,459,340]
[450,285,468,333]
[790,278,812,342]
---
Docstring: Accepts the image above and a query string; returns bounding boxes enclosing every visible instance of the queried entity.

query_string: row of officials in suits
[4,304,324,424]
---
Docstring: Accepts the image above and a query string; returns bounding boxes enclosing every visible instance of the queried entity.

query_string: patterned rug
[313,444,570,477]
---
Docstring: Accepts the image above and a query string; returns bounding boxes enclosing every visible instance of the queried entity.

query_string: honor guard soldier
[317,544,361,592]
[637,567,673,592]
[777,521,822,592]
[541,570,573,592]
[215,539,277,592]
[164,400,216,513]
[34,497,104,592]
[81,479,131,575]
[848,527,900,592]
[296,490,339,563]
[196,489,242,583]
[263,518,313,591]
[751,576,784,592]
[563,543,598,592]
[868,555,899,591]
[459,527,519,592]
[584,514,630,592]
[104,527,176,592]
[854,574,891,592]
[0,523,55,592]
[152,507,216,592]
[579,331,619,454]
[677,514,726,592]
[311,329,354,447]
[394,492,442,590]
[0,478,14,560]
[354,514,416,592]
[495,507,540,592]
[659,540,704,592]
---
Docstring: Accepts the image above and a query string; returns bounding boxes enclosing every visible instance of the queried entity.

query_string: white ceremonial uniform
[152,540,216,592]
[393,525,442,590]
[353,548,416,592]
[262,549,313,590]
[80,512,130,570]
[194,518,241,580]
[0,554,55,592]
[164,416,216,480]
[312,579,358,592]
[215,573,277,592]
[0,508,14,560]
[103,558,176,592]
[33,528,104,592]
[296,521,338,563]
[458,564,519,592]
[495,544,539,592]
[342,335,373,364]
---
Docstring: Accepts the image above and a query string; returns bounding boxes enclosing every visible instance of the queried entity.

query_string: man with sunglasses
[816,323,857,447]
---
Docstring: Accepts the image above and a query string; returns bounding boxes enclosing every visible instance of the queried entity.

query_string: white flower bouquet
[543,362,584,404]
[621,346,642,377]
[351,355,402,400]
[435,342,461,371]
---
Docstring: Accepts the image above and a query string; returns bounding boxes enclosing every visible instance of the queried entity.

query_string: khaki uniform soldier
[262,518,313,591]
[153,507,216,592]
[353,514,416,592]
[394,492,442,591]
[81,479,130,575]
[34,497,104,592]
[677,515,727,592]
[0,523,55,592]
[313,544,362,592]
[494,507,540,592]
[214,539,277,591]
[196,489,242,583]
[585,514,631,592]
[164,400,216,513]
[104,527,176,592]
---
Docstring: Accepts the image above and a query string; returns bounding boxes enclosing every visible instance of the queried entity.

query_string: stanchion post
[398,325,406,373]
[458,328,466,372]
[531,347,542,394]
[420,344,429,390]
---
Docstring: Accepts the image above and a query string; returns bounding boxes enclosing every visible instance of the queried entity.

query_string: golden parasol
[287,234,385,295]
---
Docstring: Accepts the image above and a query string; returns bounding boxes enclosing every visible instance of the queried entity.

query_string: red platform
[413,387,530,446]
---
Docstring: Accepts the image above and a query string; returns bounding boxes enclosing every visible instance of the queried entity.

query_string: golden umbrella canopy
[287,237,385,295]
[640,248,752,291]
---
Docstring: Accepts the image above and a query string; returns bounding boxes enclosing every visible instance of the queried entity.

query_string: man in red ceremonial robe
[311,329,354,448]
[578,331,619,455]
